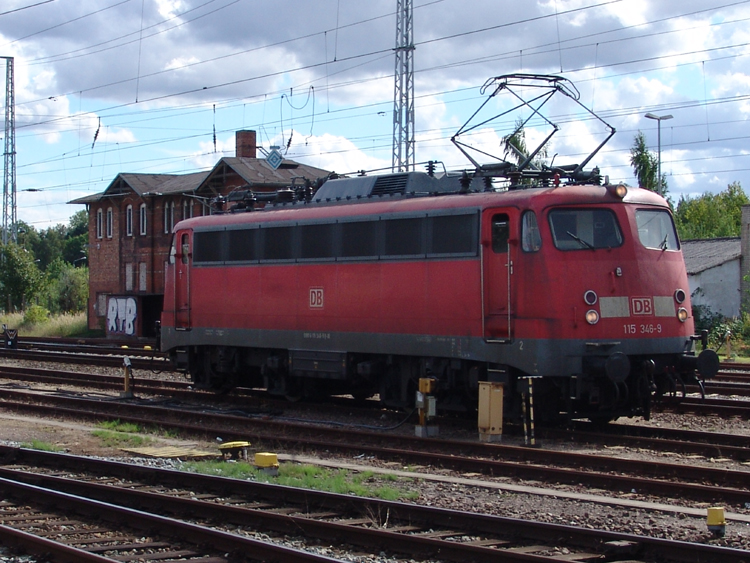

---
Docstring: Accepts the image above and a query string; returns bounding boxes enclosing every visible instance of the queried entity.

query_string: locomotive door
[482,211,513,341]
[175,231,191,329]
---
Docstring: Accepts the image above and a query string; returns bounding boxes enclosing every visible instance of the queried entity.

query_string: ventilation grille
[371,174,409,196]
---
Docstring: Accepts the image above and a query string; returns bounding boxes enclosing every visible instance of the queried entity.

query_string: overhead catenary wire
[5,0,750,222]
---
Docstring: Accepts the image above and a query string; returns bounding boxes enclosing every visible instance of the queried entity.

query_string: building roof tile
[681,237,741,275]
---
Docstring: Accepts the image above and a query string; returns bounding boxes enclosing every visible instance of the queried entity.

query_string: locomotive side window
[227,228,258,261]
[192,210,480,265]
[340,220,379,259]
[491,214,509,254]
[521,211,541,252]
[548,208,623,250]
[429,213,477,255]
[635,209,680,250]
[300,223,336,259]
[193,230,224,262]
[262,226,294,261]
[384,217,424,257]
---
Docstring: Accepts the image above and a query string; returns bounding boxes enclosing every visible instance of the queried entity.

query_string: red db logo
[631,297,653,315]
[309,287,324,309]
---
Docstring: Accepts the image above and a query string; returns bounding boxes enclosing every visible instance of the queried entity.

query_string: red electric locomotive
[160,75,718,422]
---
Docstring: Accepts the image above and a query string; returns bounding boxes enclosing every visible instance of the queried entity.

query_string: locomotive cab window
[635,209,680,251]
[548,208,623,250]
[491,214,509,254]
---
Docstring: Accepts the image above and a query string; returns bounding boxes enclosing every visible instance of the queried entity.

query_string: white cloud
[289,131,389,174]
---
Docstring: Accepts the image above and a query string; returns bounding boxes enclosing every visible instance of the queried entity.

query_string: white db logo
[309,287,324,309]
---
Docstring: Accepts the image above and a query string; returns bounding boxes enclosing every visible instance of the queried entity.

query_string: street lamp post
[645,112,673,195]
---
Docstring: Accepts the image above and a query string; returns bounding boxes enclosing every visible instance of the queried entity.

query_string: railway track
[2,363,750,461]
[6,338,750,418]
[0,474,340,563]
[0,386,749,508]
[0,446,745,563]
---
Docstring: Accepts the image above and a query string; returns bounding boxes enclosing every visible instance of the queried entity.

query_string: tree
[673,182,749,240]
[0,243,44,312]
[502,118,548,179]
[63,209,88,265]
[630,131,668,197]
[53,263,89,313]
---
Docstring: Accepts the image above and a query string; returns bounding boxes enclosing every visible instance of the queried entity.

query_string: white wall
[689,259,741,318]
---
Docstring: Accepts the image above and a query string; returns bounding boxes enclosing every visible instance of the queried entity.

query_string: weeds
[91,430,152,448]
[0,311,89,337]
[21,440,62,452]
[180,461,418,501]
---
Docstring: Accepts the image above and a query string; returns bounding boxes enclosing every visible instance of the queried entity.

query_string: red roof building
[69,130,330,337]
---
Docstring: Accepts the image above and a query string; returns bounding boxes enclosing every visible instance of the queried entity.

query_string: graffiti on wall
[107,297,137,335]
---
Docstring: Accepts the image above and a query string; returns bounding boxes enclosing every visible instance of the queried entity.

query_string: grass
[97,420,142,433]
[0,311,90,337]
[91,429,153,448]
[181,460,418,501]
[21,440,62,452]
[91,420,153,448]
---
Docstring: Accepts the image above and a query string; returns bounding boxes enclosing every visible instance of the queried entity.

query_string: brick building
[69,130,330,337]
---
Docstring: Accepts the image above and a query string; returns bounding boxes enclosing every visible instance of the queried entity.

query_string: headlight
[584,290,598,305]
[607,183,627,198]
[674,289,686,304]
[586,310,600,325]
[677,307,689,322]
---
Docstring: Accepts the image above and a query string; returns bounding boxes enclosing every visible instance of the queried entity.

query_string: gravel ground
[0,359,749,559]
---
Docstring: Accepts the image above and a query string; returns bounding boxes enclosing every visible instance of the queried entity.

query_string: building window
[96,209,103,239]
[125,262,134,291]
[164,201,174,234]
[125,205,133,236]
[182,199,192,220]
[96,293,107,317]
[139,203,147,235]
[139,262,147,292]
[106,207,113,238]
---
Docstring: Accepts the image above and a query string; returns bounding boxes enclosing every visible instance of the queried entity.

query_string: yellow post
[478,381,503,442]
[707,507,726,537]
[415,378,438,437]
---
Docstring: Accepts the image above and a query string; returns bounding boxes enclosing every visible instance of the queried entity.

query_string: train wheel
[282,375,303,402]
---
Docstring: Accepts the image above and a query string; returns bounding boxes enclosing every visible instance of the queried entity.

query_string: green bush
[691,303,746,351]
[23,305,49,326]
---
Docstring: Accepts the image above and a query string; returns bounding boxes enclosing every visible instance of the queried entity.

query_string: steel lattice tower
[2,56,15,245]
[392,0,414,172]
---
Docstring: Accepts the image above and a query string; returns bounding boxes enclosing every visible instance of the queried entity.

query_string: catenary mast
[2,56,16,245]
[392,0,415,172]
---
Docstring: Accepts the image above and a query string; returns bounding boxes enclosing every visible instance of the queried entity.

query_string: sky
[0,0,749,229]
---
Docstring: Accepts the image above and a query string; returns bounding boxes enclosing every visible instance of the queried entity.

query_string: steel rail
[1,447,746,563]
[0,475,345,563]
[0,389,749,505]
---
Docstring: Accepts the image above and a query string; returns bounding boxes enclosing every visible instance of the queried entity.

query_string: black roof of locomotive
[311,171,485,203]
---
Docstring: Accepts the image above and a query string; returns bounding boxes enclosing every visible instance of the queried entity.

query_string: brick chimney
[236,130,257,158]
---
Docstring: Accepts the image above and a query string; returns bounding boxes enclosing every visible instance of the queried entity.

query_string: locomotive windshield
[548,208,623,250]
[635,209,680,251]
